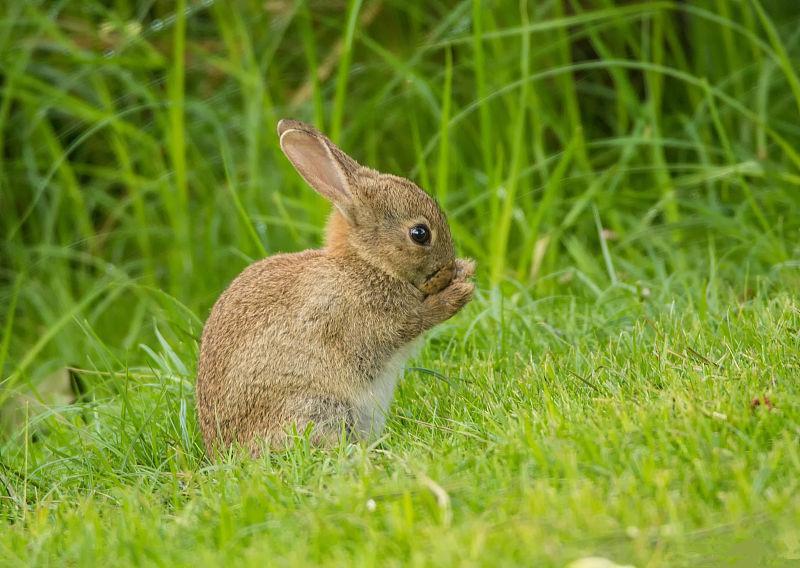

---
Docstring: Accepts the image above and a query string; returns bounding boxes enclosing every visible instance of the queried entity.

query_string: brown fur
[196,119,474,455]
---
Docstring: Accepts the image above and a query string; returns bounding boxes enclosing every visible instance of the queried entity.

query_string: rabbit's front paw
[424,279,474,323]
[444,280,475,313]
[453,258,476,282]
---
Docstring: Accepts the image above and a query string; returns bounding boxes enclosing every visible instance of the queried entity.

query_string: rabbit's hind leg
[249,395,356,455]
[303,395,357,447]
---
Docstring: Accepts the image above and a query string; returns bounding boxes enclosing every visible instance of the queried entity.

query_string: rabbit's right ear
[278,121,359,221]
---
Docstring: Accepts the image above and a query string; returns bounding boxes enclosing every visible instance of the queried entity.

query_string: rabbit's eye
[409,224,431,245]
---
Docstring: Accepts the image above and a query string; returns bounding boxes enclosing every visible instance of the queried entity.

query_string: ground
[2,281,799,566]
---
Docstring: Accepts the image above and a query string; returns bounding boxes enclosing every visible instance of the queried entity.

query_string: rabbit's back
[196,249,417,449]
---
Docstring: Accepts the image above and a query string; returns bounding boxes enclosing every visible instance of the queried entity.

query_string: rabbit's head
[278,119,456,294]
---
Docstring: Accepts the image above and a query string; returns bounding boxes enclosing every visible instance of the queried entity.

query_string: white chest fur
[352,341,419,439]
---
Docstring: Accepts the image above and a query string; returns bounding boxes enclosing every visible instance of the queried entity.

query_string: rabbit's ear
[279,121,359,220]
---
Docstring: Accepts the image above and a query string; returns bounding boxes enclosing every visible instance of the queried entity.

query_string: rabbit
[196,119,475,455]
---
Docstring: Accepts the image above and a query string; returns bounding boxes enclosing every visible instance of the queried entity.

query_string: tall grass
[1,1,800,564]
[2,0,799,370]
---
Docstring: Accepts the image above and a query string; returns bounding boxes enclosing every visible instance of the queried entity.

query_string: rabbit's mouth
[418,259,456,296]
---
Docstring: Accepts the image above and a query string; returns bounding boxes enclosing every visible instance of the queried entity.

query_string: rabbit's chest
[351,340,420,438]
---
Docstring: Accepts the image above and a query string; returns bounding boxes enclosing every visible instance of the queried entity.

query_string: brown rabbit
[196,119,475,454]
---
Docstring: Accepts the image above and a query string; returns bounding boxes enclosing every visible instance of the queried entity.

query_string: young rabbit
[196,119,474,454]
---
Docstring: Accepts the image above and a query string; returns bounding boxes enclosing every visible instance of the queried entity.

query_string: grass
[1,0,800,565]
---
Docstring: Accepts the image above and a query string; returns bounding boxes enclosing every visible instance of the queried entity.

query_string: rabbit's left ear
[278,119,359,222]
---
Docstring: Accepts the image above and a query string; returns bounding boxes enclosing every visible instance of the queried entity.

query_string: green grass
[2,0,800,565]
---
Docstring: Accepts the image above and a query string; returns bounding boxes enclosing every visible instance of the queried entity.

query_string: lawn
[2,1,800,566]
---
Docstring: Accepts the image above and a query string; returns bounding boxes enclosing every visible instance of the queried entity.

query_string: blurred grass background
[1,1,800,565]
[2,0,799,385]
[0,0,800,384]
